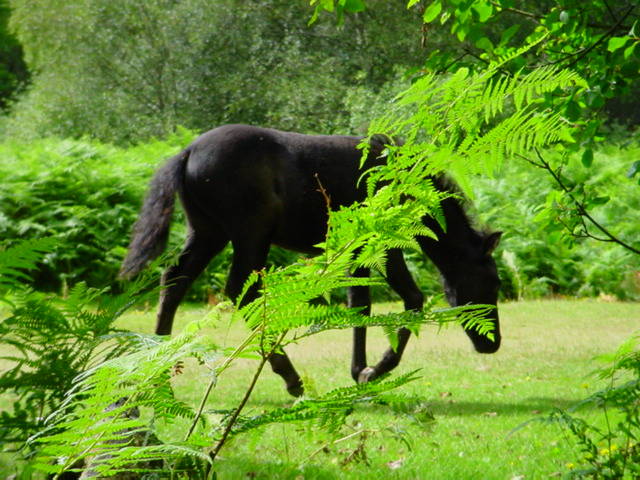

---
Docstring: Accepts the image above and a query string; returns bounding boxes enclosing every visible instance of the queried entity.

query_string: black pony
[121,124,502,397]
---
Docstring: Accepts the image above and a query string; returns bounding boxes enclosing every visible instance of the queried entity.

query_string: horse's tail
[119,149,190,278]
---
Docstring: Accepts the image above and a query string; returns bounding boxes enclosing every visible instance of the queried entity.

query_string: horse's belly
[272,213,327,255]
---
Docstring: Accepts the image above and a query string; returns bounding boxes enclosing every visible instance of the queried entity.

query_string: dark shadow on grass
[215,455,341,480]
[244,394,588,416]
[344,394,589,418]
[425,397,585,416]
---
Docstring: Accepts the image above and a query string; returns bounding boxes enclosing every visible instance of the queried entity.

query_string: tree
[416,0,640,252]
[0,0,27,110]
[3,0,426,143]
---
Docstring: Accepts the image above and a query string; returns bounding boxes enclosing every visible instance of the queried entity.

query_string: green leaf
[581,148,593,168]
[624,42,637,60]
[475,36,494,53]
[499,24,520,47]
[472,1,493,23]
[564,100,581,122]
[607,36,630,53]
[627,160,640,178]
[407,0,421,7]
[423,0,442,23]
[343,0,366,13]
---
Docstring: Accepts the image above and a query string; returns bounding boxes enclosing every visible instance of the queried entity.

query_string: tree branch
[518,150,640,256]
[489,2,542,22]
[209,331,287,464]
[551,6,635,70]
[491,0,631,31]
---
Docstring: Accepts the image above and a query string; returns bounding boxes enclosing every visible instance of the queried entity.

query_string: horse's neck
[420,194,477,274]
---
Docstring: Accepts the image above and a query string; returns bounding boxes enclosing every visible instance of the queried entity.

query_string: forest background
[0,0,638,302]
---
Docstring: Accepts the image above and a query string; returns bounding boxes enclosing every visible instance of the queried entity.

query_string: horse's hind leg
[156,229,228,335]
[226,235,304,397]
[359,249,424,382]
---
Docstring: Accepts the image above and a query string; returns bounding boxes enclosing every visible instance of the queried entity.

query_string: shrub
[0,239,155,470]
[543,333,640,478]
[470,142,640,300]
[0,130,194,292]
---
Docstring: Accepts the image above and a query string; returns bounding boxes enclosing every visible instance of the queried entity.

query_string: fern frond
[0,237,56,289]
[226,370,421,437]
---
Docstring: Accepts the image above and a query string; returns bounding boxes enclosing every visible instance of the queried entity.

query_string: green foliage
[227,371,421,437]
[412,0,640,257]
[0,130,195,292]
[0,237,55,289]
[0,239,156,466]
[417,0,640,130]
[28,305,426,478]
[3,0,424,143]
[30,318,216,478]
[324,0,640,276]
[471,142,640,300]
[0,0,27,111]
[541,333,640,478]
[361,53,581,195]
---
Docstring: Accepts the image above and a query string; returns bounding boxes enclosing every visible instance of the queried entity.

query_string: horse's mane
[431,174,493,241]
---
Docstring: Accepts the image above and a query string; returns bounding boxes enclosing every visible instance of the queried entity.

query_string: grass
[0,298,636,478]
[108,299,639,479]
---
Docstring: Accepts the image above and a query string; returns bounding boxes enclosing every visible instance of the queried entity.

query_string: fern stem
[184,329,259,441]
[209,333,286,462]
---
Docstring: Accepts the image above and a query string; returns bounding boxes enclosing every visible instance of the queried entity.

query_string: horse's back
[181,124,373,252]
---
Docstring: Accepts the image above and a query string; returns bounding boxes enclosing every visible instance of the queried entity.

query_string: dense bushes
[471,142,640,300]
[1,133,639,301]
[0,130,193,291]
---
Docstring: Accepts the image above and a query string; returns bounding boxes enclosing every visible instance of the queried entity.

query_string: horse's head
[442,231,502,354]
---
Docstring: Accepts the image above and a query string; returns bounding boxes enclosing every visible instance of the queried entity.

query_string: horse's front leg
[348,267,371,382]
[359,249,424,382]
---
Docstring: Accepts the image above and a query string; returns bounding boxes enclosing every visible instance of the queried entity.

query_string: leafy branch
[519,149,640,256]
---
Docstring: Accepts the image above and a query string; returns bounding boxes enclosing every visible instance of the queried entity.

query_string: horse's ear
[483,231,502,255]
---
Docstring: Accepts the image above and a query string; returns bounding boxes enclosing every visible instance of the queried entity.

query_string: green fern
[226,370,422,437]
[0,238,57,290]
[0,239,160,465]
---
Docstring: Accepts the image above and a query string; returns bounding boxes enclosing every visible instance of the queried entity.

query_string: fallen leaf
[439,391,452,398]
[483,411,498,417]
[386,458,405,470]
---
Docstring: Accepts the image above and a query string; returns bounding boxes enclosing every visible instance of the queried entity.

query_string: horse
[120,124,502,397]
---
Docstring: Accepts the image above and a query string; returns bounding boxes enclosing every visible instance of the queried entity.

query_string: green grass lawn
[1,299,638,479]
[114,299,638,479]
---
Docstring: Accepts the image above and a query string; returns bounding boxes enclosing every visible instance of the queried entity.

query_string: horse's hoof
[358,366,377,383]
[287,382,304,397]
